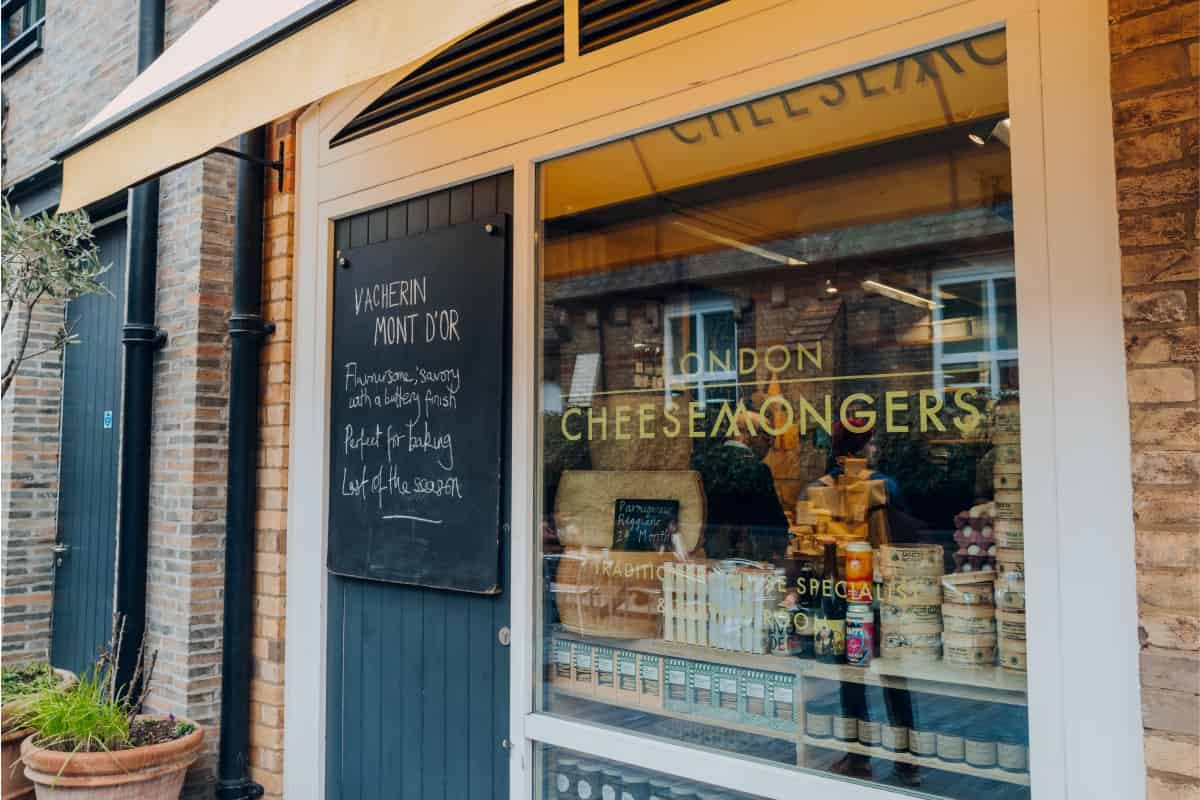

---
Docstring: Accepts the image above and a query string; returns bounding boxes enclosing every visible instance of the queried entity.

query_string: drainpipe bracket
[228,313,275,341]
[122,322,168,350]
[215,778,265,800]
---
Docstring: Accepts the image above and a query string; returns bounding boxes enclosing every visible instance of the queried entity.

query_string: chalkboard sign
[327,215,507,593]
[613,499,680,551]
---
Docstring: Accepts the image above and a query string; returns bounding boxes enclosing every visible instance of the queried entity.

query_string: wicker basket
[552,548,671,639]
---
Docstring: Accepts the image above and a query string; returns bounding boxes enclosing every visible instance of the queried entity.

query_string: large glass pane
[538,30,1029,800]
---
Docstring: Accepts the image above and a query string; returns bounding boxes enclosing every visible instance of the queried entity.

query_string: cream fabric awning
[55,0,536,211]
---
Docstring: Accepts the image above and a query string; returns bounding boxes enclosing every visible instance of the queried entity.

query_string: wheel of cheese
[881,603,943,633]
[941,571,996,605]
[994,490,1023,521]
[879,576,942,606]
[994,520,1024,548]
[878,545,944,578]
[999,637,1028,671]
[994,472,1023,491]
[880,632,942,662]
[996,548,1025,581]
[997,609,1026,640]
[995,580,1026,611]
[943,633,998,667]
[943,603,998,635]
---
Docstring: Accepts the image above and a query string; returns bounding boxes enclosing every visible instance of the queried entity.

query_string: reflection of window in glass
[664,299,737,405]
[932,264,1018,396]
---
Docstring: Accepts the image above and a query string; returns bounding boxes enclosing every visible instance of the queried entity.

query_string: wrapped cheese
[881,603,943,634]
[943,603,998,635]
[879,544,944,578]
[944,633,998,667]
[879,576,942,606]
[880,632,943,662]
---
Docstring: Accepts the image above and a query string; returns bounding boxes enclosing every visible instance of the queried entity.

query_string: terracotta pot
[3,726,36,800]
[1,670,78,800]
[20,717,204,800]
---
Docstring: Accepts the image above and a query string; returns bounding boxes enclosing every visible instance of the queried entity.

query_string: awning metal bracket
[208,140,285,192]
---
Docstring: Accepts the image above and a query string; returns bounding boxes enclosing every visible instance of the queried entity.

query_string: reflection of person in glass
[691,409,789,561]
[817,420,920,787]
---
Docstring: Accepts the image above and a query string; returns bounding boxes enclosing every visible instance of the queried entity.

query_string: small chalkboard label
[613,499,679,551]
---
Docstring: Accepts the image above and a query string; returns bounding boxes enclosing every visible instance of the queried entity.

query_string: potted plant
[2,664,77,800]
[16,617,204,799]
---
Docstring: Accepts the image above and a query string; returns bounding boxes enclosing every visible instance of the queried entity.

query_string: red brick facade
[1109,1,1200,797]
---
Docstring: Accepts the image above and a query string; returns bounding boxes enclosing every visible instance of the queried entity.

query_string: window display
[538,30,1028,799]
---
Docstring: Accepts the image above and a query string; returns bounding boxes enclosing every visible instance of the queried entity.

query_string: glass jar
[620,771,649,800]
[936,720,966,763]
[577,763,603,800]
[554,757,580,800]
[601,768,624,800]
[997,730,1030,773]
[833,707,859,742]
[881,720,910,753]
[805,699,833,739]
[965,727,999,768]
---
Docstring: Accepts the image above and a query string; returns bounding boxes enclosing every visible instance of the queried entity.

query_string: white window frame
[932,262,1019,395]
[288,0,1141,798]
[663,298,738,406]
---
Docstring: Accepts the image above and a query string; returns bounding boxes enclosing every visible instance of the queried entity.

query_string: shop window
[1,0,45,76]
[932,263,1018,396]
[664,298,738,406]
[538,30,1027,800]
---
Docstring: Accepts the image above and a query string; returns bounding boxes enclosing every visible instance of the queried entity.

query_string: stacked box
[616,650,639,705]
[740,669,771,730]
[767,672,798,734]
[551,639,573,686]
[713,664,741,722]
[664,657,689,713]
[594,646,616,700]
[572,642,595,695]
[637,654,663,708]
[688,661,716,719]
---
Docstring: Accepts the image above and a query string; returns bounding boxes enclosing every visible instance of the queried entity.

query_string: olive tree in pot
[2,665,78,800]
[15,616,204,799]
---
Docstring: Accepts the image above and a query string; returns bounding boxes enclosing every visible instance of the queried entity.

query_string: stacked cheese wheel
[878,544,944,662]
[992,397,1027,672]
[941,572,997,667]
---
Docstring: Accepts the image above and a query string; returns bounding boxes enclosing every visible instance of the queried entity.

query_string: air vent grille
[332,0,564,146]
[579,0,729,53]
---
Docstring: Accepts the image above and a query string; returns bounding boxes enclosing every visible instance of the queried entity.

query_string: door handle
[52,543,70,554]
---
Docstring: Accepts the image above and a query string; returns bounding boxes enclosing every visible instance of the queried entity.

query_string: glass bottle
[814,542,847,663]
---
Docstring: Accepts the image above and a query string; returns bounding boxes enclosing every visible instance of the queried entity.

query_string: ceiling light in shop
[862,279,941,310]
[969,117,1012,148]
[671,220,807,267]
[824,280,838,295]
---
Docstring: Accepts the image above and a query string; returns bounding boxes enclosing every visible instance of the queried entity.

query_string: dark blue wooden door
[326,175,513,800]
[51,216,127,675]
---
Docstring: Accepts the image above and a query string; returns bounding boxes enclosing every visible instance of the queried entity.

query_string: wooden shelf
[553,627,1028,705]
[805,659,1028,706]
[802,736,1031,786]
[550,684,798,742]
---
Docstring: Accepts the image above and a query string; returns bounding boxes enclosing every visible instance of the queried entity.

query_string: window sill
[1,19,44,78]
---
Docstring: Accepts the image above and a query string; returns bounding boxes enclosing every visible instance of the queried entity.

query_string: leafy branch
[1,198,110,397]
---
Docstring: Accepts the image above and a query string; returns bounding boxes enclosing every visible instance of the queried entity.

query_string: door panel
[326,174,513,800]
[51,217,127,675]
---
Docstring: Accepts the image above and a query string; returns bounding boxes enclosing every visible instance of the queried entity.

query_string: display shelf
[805,660,1028,706]
[549,684,799,743]
[802,736,1031,787]
[553,626,1028,706]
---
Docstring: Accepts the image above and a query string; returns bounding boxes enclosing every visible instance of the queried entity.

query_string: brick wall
[142,153,235,793]
[247,115,297,800]
[1108,2,1200,798]
[1,298,68,663]
[1,0,140,668]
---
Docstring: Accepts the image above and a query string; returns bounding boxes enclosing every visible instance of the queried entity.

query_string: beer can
[846,603,875,667]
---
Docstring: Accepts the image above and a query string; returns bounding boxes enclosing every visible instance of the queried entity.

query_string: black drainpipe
[215,126,271,800]
[114,0,165,693]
